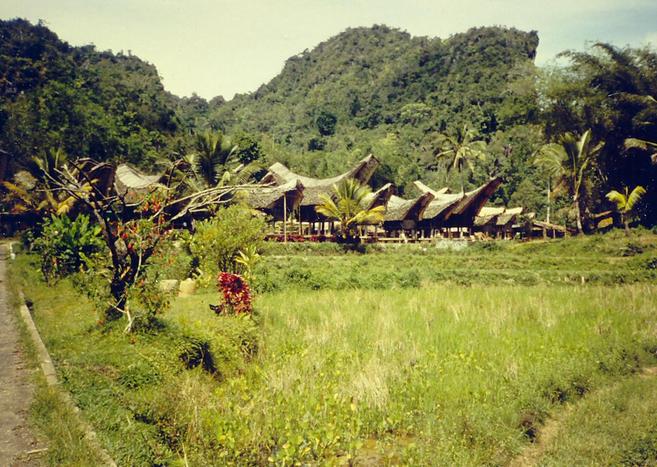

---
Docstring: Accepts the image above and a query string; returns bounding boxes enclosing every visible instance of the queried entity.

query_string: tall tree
[433,124,487,193]
[535,129,604,233]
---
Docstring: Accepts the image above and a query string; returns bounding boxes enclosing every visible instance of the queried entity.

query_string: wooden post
[298,207,302,235]
[283,194,287,244]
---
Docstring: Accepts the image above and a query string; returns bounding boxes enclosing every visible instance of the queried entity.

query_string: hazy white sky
[2,0,656,100]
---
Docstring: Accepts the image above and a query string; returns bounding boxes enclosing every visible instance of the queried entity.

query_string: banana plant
[606,185,647,233]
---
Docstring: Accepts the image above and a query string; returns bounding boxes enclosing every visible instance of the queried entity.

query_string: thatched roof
[474,206,523,227]
[384,192,435,222]
[364,183,394,210]
[474,207,504,227]
[260,154,379,207]
[496,207,523,226]
[114,164,166,203]
[416,178,502,223]
[240,179,304,213]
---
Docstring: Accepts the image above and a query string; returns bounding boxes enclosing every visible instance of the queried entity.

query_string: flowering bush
[213,272,253,315]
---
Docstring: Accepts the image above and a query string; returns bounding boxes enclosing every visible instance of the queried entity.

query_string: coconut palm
[316,179,385,243]
[606,185,647,233]
[434,124,487,193]
[186,131,237,188]
[535,129,604,233]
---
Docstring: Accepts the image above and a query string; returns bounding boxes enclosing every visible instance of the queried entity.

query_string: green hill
[0,18,182,173]
[205,25,543,197]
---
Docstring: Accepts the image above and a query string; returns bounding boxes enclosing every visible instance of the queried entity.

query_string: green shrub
[33,214,104,281]
[148,236,194,281]
[189,205,266,277]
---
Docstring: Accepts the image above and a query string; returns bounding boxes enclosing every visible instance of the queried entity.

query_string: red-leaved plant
[212,272,253,315]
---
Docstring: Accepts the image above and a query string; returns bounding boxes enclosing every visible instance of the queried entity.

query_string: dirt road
[0,244,42,466]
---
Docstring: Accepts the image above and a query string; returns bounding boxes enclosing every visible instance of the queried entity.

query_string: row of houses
[242,154,567,240]
[1,154,569,240]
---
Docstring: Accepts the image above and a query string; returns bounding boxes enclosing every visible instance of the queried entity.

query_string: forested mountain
[204,25,542,198]
[211,25,538,138]
[0,18,183,173]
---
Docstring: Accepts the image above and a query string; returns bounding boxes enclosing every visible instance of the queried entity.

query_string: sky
[2,0,657,100]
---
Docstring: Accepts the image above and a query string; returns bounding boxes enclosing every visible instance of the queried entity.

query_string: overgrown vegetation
[32,214,104,281]
[8,232,657,465]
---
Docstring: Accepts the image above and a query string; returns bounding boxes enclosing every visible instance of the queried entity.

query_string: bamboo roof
[384,192,435,222]
[260,154,379,207]
[114,163,166,203]
[496,207,523,226]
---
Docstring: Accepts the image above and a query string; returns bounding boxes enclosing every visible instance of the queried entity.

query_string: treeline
[1,19,656,228]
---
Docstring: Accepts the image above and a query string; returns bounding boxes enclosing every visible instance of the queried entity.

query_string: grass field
[8,231,657,465]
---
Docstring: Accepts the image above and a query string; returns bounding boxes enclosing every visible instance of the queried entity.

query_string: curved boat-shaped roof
[363,183,394,210]
[384,192,435,222]
[114,163,166,200]
[260,154,379,207]
[240,179,304,215]
[415,177,502,223]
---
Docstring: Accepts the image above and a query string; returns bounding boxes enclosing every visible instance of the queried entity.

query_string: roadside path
[0,244,42,466]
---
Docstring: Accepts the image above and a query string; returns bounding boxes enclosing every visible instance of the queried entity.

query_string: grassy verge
[536,374,657,466]
[5,255,103,466]
[252,230,657,292]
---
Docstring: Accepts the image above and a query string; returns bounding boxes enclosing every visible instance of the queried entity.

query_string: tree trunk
[574,196,583,234]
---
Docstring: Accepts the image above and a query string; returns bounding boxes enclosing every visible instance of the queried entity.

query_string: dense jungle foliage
[1,18,656,227]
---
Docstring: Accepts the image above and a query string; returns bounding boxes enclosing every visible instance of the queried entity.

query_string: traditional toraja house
[382,192,435,238]
[114,163,167,203]
[414,177,503,237]
[239,179,304,221]
[474,206,524,239]
[259,154,379,223]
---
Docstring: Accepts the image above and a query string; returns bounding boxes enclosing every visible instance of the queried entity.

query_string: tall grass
[170,284,657,465]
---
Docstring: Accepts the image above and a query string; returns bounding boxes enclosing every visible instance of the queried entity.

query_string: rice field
[8,231,657,465]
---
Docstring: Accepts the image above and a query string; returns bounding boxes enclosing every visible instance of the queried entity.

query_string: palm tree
[315,179,385,243]
[625,96,657,164]
[1,147,77,215]
[625,137,657,164]
[606,185,647,233]
[535,129,604,233]
[434,124,487,193]
[186,131,237,188]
